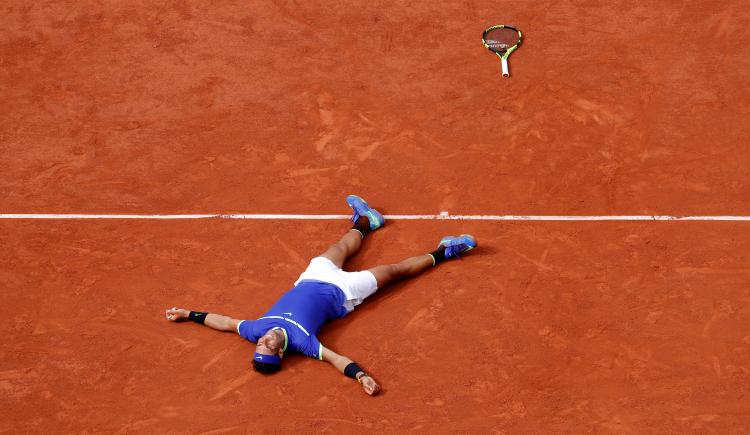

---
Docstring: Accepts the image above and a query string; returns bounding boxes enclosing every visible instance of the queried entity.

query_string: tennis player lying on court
[165,195,476,396]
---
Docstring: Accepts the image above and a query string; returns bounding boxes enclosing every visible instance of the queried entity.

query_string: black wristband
[344,362,365,380]
[188,311,208,324]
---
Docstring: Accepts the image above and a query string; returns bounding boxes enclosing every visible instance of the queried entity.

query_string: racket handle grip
[501,58,510,77]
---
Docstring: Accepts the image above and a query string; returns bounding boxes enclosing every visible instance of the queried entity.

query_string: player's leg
[368,234,477,289]
[319,224,366,268]
[337,235,477,311]
[368,254,434,287]
[319,195,385,268]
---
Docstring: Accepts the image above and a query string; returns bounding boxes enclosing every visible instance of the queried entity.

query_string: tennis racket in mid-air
[482,25,522,78]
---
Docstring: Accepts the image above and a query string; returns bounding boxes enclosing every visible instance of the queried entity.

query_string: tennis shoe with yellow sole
[438,234,477,259]
[346,195,385,231]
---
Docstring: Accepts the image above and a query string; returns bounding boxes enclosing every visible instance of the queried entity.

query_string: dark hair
[253,360,281,375]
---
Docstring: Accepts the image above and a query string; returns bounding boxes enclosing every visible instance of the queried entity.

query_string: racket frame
[482,25,522,78]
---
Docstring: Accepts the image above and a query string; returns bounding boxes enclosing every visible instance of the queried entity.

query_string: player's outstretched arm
[321,345,381,396]
[165,307,240,332]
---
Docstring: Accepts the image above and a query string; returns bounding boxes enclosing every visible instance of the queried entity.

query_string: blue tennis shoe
[438,234,477,258]
[346,195,385,231]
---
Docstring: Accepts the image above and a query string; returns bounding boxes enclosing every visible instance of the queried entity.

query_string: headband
[253,352,281,365]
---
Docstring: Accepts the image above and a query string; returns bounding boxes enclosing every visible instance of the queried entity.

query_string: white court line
[1,213,750,221]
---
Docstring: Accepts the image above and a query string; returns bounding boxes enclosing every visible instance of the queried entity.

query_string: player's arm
[321,345,381,396]
[165,307,240,332]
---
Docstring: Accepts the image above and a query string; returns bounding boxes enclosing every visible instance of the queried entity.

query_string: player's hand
[359,375,381,396]
[165,307,190,322]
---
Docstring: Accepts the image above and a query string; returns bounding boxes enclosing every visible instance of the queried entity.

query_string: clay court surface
[2,0,750,433]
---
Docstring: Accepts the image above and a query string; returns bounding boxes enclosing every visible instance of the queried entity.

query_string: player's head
[252,328,285,375]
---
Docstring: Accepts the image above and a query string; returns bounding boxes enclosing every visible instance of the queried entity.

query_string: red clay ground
[2,0,750,433]
[3,220,750,433]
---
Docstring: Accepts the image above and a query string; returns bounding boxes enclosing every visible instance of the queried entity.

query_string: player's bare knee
[326,242,345,255]
[386,263,405,279]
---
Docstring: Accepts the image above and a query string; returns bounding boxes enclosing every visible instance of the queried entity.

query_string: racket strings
[484,28,520,53]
